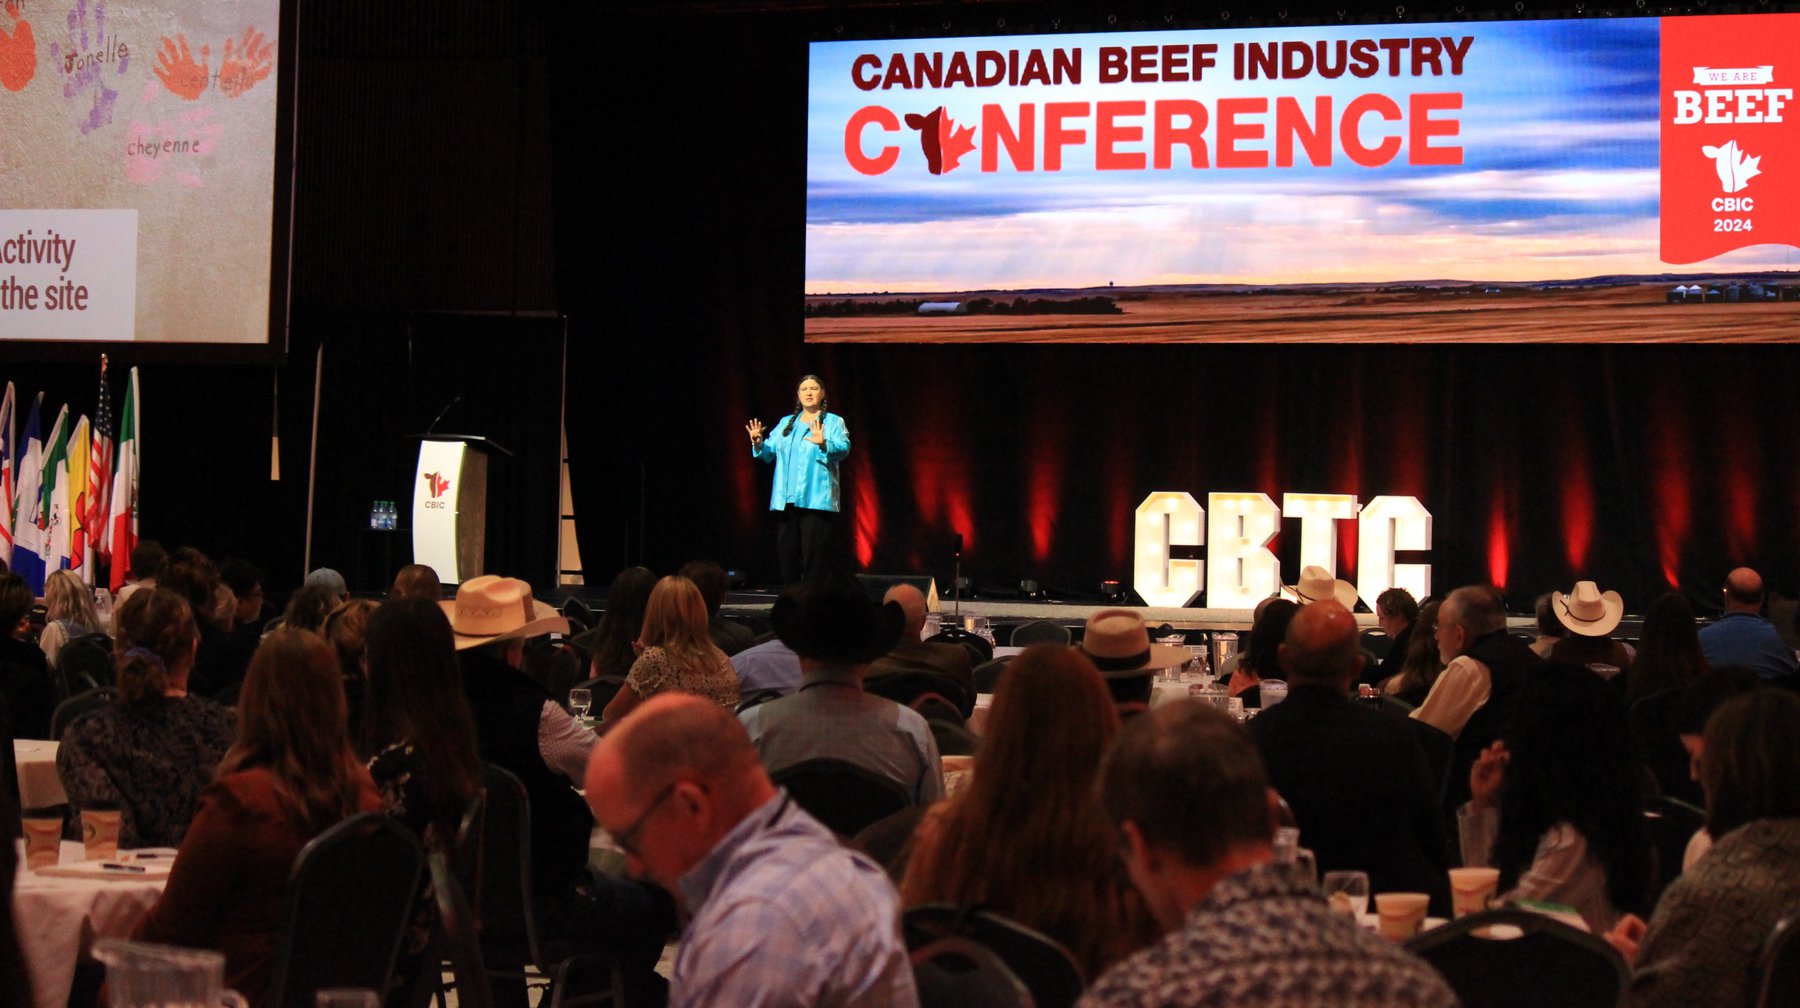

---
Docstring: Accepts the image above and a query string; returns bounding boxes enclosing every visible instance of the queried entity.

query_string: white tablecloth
[13,841,169,1008]
[13,739,64,809]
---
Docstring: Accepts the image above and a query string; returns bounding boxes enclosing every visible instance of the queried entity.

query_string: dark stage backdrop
[0,1,1793,616]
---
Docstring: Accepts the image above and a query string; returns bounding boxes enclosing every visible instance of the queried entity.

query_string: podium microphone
[426,395,462,434]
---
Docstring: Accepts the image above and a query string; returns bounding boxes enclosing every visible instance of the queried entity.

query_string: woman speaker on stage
[745,374,850,584]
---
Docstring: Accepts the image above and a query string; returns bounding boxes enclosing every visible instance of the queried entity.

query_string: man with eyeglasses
[585,693,918,1008]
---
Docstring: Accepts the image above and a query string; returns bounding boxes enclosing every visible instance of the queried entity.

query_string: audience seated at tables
[1413,584,1542,812]
[1608,690,1800,1008]
[1699,567,1798,683]
[323,599,378,748]
[111,540,165,611]
[363,597,480,843]
[1228,599,1299,709]
[678,560,755,657]
[1250,600,1453,917]
[160,547,249,700]
[601,575,738,722]
[1658,666,1763,863]
[900,645,1158,980]
[1548,580,1635,673]
[1457,662,1649,933]
[581,565,656,681]
[57,589,236,849]
[1078,701,1457,1008]
[386,563,441,602]
[0,574,56,739]
[305,567,351,607]
[865,583,974,714]
[1076,608,1189,719]
[1529,592,1566,658]
[280,583,340,638]
[1380,598,1445,707]
[1627,593,1709,706]
[730,635,802,701]
[449,575,673,1005]
[739,578,943,804]
[1369,587,1419,687]
[38,570,102,670]
[134,629,383,1008]
[586,693,919,1008]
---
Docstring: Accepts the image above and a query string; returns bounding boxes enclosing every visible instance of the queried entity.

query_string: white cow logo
[1702,140,1762,193]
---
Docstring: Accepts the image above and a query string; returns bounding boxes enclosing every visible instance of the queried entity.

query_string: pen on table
[101,863,147,872]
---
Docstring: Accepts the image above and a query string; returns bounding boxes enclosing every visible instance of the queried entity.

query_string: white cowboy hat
[1284,565,1359,610]
[1553,580,1624,638]
[439,575,570,651]
[1077,608,1190,679]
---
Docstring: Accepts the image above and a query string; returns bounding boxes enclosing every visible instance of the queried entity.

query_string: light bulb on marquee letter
[1207,493,1281,609]
[1133,492,1205,608]
[1282,493,1360,596]
[1357,495,1433,606]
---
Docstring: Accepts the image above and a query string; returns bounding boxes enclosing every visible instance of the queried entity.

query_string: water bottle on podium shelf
[369,500,382,530]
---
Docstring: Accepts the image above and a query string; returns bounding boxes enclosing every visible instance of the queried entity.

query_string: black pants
[776,506,840,585]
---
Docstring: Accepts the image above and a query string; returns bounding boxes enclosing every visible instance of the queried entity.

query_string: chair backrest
[264,812,425,1008]
[50,687,117,741]
[1405,907,1630,1008]
[909,692,964,727]
[1755,909,1800,1008]
[910,936,1036,1008]
[771,758,912,838]
[58,632,115,694]
[736,687,786,715]
[927,627,994,667]
[429,848,497,1008]
[866,672,973,717]
[972,657,1012,695]
[468,764,544,971]
[902,904,1084,1008]
[1008,621,1070,647]
[928,719,980,758]
[1644,795,1705,906]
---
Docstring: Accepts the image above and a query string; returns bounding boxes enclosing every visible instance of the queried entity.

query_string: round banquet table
[12,841,170,1008]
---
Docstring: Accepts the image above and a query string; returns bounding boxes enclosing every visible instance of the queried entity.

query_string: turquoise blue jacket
[753,411,850,512]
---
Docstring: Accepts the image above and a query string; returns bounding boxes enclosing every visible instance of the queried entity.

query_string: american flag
[88,356,114,564]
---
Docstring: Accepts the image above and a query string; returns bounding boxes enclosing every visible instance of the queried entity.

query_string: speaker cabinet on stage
[410,434,510,584]
[855,573,940,611]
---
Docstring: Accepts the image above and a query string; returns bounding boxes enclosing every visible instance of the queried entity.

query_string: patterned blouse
[1078,862,1458,1008]
[56,695,237,849]
[625,644,739,708]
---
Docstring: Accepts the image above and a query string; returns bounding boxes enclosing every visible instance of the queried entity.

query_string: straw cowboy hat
[1553,580,1624,638]
[1078,608,1190,679]
[772,579,904,665]
[1285,565,1360,610]
[440,575,570,650]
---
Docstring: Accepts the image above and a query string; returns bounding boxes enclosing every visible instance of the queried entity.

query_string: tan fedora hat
[1077,608,1190,679]
[1553,580,1624,637]
[1285,565,1359,610]
[439,575,570,651]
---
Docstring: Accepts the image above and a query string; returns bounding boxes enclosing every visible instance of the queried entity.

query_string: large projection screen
[0,0,291,355]
[806,14,1800,343]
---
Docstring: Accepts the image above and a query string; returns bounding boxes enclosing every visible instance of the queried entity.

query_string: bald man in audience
[586,694,918,1008]
[1249,601,1452,916]
[1699,567,1798,682]
[864,583,974,713]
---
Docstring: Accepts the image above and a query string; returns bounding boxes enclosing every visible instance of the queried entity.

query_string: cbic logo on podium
[422,471,451,508]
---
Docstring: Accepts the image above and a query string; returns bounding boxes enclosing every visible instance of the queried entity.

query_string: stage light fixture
[1019,579,1044,601]
[1101,579,1125,603]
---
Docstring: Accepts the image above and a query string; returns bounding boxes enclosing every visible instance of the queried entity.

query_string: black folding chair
[736,688,786,715]
[1755,909,1800,1008]
[772,758,913,839]
[903,904,1085,1008]
[263,812,425,1008]
[429,847,496,1008]
[867,671,974,718]
[1008,621,1070,647]
[57,632,115,694]
[911,936,1036,1008]
[973,657,1012,695]
[1644,795,1704,907]
[1405,907,1629,1008]
[928,627,994,667]
[50,687,117,741]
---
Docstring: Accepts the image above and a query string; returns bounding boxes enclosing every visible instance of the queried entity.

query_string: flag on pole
[12,394,47,593]
[68,414,91,581]
[39,406,72,578]
[88,357,114,568]
[0,383,15,557]
[108,369,139,594]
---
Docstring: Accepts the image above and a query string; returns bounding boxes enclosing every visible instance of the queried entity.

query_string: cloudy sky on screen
[806,19,1788,290]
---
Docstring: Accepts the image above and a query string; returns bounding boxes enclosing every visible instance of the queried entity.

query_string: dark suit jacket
[1251,683,1453,916]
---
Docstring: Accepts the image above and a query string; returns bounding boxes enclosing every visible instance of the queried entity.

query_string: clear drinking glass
[1323,870,1371,918]
[568,688,593,719]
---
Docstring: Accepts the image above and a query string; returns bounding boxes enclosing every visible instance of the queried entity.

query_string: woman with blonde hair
[39,568,102,668]
[900,645,1159,980]
[135,629,381,1006]
[600,575,737,722]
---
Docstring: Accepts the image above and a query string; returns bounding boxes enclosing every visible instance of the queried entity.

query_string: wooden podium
[409,434,510,584]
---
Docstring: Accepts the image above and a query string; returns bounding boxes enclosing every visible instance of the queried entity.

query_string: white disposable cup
[1449,867,1501,917]
[1374,892,1431,940]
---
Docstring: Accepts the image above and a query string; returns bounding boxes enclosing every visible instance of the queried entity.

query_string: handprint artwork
[153,33,206,99]
[218,26,270,97]
[49,0,129,133]
[0,1,35,93]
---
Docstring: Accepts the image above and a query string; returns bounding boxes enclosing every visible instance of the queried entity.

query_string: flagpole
[302,342,322,579]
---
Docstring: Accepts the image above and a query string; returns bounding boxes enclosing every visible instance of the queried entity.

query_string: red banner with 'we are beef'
[1661,14,1800,264]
